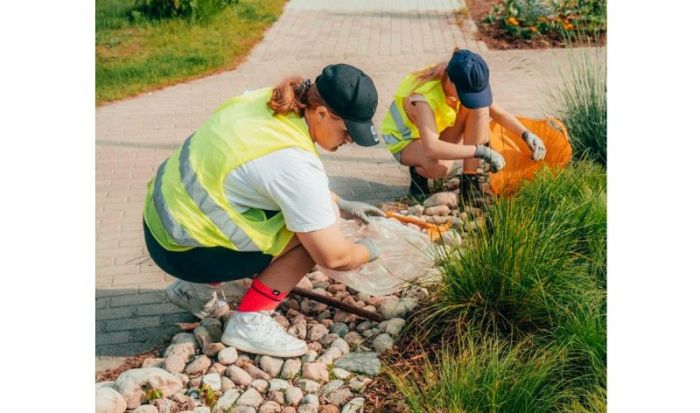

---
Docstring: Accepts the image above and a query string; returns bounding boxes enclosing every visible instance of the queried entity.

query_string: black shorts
[143,220,274,284]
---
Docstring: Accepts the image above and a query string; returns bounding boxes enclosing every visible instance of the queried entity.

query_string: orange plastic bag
[488,116,573,196]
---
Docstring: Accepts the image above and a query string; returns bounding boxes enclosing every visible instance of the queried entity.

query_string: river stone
[132,405,158,413]
[330,338,350,356]
[325,388,353,406]
[298,404,319,413]
[316,347,342,366]
[384,318,406,336]
[171,332,198,346]
[407,204,424,216]
[202,373,222,391]
[307,324,329,341]
[302,350,318,363]
[260,356,284,377]
[225,365,252,386]
[379,297,418,319]
[334,353,381,376]
[372,333,394,353]
[251,379,268,393]
[302,362,329,382]
[296,380,320,395]
[280,359,302,379]
[186,355,212,376]
[347,376,372,392]
[213,389,240,413]
[320,380,344,396]
[243,363,271,380]
[193,407,211,413]
[331,368,351,380]
[269,391,285,405]
[302,393,320,408]
[424,192,458,209]
[268,378,290,392]
[95,386,127,413]
[231,407,256,413]
[281,407,297,413]
[204,343,226,358]
[259,401,282,413]
[220,376,235,392]
[285,386,304,406]
[217,347,238,365]
[343,332,364,348]
[424,205,450,216]
[114,368,183,409]
[329,323,349,337]
[296,276,313,290]
[164,354,187,374]
[319,406,340,413]
[340,397,365,413]
[141,358,164,369]
[355,321,372,333]
[236,388,263,407]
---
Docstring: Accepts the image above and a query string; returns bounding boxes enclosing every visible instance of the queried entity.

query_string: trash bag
[319,217,434,296]
[488,116,573,195]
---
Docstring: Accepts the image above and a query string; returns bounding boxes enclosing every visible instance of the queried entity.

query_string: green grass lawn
[96,0,286,104]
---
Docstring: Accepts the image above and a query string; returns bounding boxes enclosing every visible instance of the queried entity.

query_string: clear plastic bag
[319,217,434,296]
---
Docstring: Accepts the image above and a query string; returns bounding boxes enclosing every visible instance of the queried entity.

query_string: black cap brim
[345,119,380,147]
[457,83,493,109]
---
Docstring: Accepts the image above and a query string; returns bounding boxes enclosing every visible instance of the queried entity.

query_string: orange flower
[530,26,538,33]
[564,22,574,30]
[507,16,519,26]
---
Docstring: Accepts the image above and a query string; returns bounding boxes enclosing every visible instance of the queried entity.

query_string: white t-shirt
[222,147,337,251]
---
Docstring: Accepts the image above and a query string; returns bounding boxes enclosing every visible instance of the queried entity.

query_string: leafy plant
[143,383,163,401]
[483,0,606,43]
[200,383,219,407]
[131,0,239,22]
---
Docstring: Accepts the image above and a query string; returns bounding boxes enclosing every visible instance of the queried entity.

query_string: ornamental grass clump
[548,45,607,165]
[419,161,606,341]
[391,332,574,413]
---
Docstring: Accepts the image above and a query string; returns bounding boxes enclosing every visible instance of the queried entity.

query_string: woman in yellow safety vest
[381,49,547,205]
[143,64,385,358]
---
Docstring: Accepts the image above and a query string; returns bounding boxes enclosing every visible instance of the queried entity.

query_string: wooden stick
[290,287,385,322]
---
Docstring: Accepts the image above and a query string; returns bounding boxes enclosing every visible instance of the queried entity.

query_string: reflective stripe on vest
[153,158,202,247]
[178,135,253,249]
[389,101,412,141]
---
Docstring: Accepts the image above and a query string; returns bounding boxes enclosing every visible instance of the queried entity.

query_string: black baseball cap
[447,49,493,109]
[315,64,379,147]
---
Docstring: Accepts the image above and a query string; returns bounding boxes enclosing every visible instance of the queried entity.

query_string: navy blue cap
[447,49,493,109]
[316,64,379,147]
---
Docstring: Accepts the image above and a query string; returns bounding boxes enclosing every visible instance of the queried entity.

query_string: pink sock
[236,278,288,312]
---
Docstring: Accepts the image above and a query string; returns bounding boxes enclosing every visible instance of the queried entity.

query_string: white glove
[474,145,506,172]
[523,131,546,161]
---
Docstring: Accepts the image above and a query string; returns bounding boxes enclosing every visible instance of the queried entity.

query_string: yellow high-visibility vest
[380,71,459,154]
[143,88,318,256]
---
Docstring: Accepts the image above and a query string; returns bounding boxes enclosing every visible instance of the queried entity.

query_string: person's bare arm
[405,100,477,160]
[489,101,528,136]
[296,222,372,271]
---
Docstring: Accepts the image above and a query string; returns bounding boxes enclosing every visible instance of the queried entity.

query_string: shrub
[391,333,574,413]
[548,46,607,165]
[483,0,606,43]
[132,0,239,22]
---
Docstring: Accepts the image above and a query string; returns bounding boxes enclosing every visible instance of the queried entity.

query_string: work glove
[336,198,386,225]
[356,238,379,262]
[523,131,546,161]
[474,145,506,172]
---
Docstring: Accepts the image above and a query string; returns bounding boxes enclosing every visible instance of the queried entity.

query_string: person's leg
[458,107,493,207]
[223,234,316,357]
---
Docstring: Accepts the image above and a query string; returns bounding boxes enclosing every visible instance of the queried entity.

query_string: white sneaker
[221,311,308,358]
[164,280,231,320]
